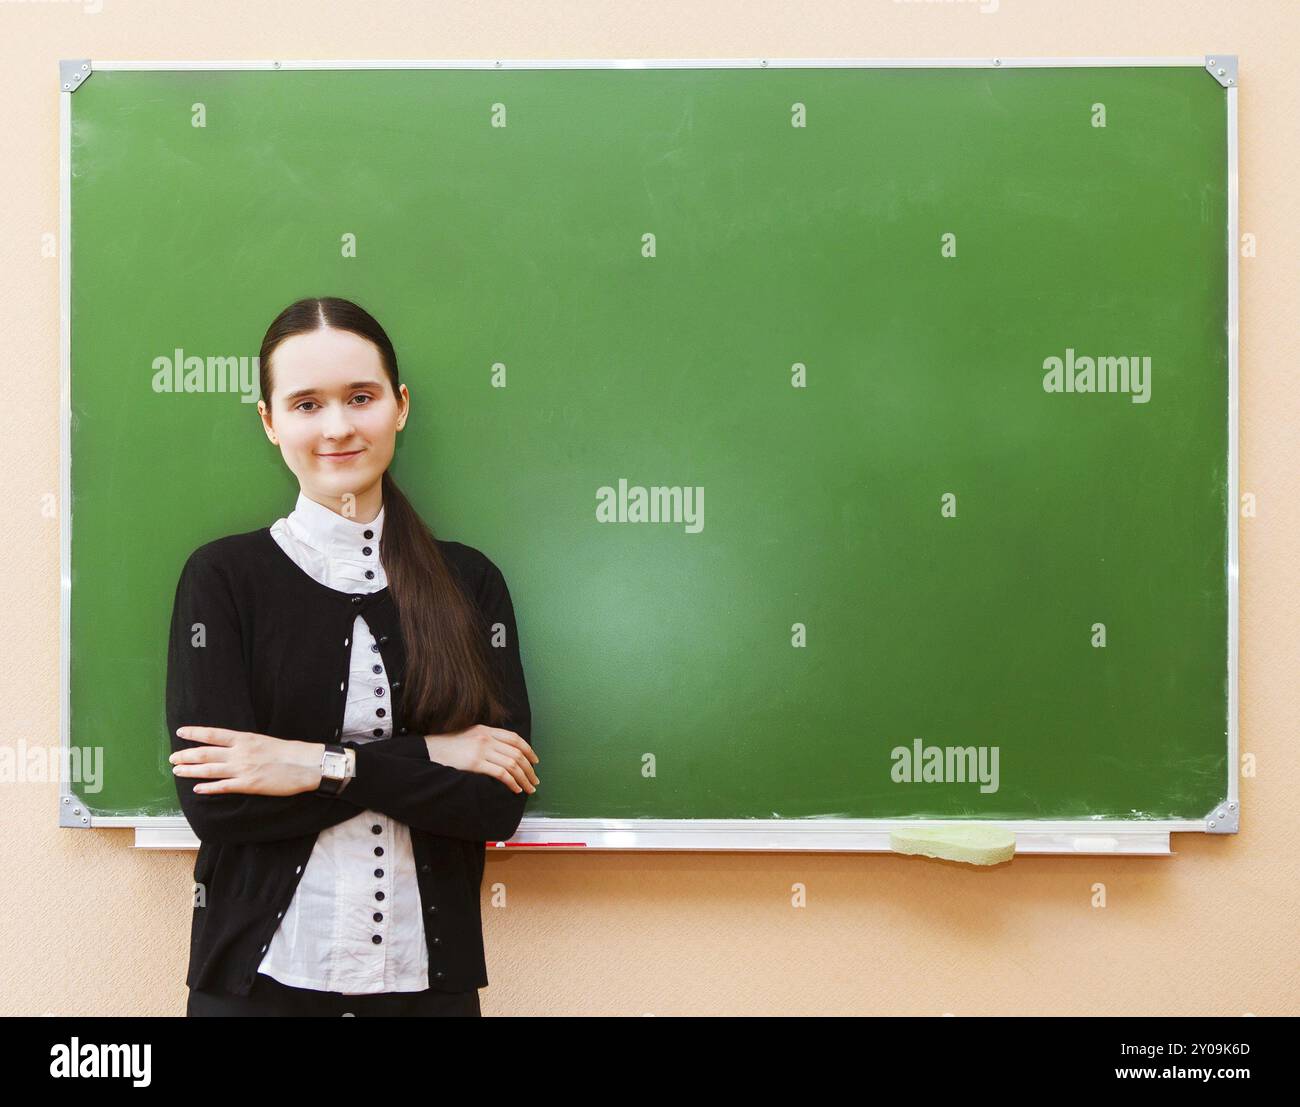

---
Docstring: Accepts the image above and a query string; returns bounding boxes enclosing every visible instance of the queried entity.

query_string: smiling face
[257,326,408,519]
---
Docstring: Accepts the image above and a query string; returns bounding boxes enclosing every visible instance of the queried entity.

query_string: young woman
[167,296,538,1017]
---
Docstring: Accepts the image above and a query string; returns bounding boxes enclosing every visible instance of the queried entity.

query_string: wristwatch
[316,743,355,796]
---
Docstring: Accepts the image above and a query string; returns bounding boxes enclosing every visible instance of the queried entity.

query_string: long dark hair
[258,296,507,736]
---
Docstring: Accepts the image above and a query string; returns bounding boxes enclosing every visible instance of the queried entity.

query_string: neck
[301,484,383,524]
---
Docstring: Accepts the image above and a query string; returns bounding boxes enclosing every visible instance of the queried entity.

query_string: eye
[293,393,373,413]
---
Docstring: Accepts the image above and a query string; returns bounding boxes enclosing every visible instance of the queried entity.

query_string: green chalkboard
[61,61,1235,839]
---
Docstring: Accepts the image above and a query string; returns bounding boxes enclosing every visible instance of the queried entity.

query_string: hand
[170,726,324,797]
[424,725,539,795]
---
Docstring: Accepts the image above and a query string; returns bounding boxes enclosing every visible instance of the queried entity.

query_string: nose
[320,402,356,441]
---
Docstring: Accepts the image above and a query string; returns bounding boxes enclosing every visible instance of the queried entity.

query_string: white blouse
[256,491,429,994]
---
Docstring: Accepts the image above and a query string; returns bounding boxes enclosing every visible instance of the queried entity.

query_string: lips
[319,449,364,461]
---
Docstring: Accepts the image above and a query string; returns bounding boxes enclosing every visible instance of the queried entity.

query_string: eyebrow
[282,381,385,402]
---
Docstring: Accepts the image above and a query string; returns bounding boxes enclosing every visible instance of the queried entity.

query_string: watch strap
[316,742,351,796]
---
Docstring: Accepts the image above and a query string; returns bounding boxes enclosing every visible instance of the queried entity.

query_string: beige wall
[4,1,1296,1016]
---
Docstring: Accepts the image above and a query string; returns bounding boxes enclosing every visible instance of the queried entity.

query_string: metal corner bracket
[1203,799,1239,833]
[1205,55,1237,88]
[61,59,92,93]
[59,790,93,827]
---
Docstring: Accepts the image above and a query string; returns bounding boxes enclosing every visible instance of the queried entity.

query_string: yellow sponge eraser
[889,825,1016,866]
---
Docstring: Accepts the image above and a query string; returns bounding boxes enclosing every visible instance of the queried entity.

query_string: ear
[257,401,279,444]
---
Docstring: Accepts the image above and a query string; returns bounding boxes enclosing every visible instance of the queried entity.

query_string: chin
[319,465,377,490]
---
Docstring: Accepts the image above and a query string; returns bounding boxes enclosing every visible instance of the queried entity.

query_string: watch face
[323,752,346,780]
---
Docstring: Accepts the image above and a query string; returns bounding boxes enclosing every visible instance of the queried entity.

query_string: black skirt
[187,970,481,1017]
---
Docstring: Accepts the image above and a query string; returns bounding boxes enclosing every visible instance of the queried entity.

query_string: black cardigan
[165,526,533,996]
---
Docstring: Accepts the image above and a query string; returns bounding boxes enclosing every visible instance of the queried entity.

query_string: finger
[169,746,222,764]
[175,726,238,746]
[480,759,524,794]
[495,764,524,794]
[192,777,248,795]
[495,746,539,787]
[485,727,539,764]
[484,749,534,794]
[173,761,234,780]
[492,741,539,785]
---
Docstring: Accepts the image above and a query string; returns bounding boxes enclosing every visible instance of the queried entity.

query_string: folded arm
[167,548,533,846]
[339,558,534,842]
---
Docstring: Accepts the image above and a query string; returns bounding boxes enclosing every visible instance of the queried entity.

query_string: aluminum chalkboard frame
[58,56,1238,855]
